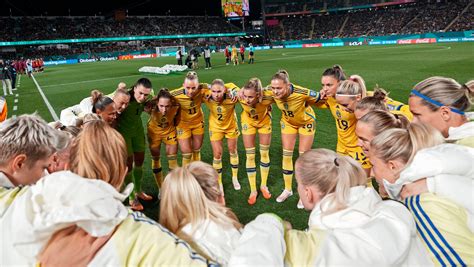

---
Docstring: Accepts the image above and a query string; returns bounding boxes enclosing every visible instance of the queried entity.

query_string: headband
[411,89,465,115]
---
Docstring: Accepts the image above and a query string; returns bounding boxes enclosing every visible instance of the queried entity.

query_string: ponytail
[322,64,346,82]
[358,110,410,137]
[271,69,290,84]
[411,76,473,115]
[355,86,388,113]
[91,89,114,114]
[336,74,367,98]
[243,78,263,94]
[159,162,242,240]
[295,149,366,215]
[185,71,199,82]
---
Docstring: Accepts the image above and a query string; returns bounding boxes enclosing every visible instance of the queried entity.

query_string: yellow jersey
[320,96,359,149]
[202,83,239,131]
[148,105,180,135]
[239,89,274,127]
[171,83,209,126]
[270,84,320,127]
[367,91,413,121]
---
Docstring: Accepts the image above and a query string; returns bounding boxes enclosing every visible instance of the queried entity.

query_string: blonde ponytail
[271,69,290,84]
[336,74,367,98]
[159,162,242,240]
[296,149,366,215]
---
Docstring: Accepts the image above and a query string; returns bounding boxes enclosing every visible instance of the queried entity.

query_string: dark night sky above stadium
[1,0,262,18]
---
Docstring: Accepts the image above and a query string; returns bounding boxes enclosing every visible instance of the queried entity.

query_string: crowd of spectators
[2,1,472,60]
[450,3,474,32]
[0,16,240,42]
[267,1,473,41]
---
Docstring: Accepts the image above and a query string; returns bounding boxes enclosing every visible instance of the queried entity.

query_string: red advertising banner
[397,38,437,44]
[303,43,322,48]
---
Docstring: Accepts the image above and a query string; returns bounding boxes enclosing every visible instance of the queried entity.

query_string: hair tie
[462,83,470,92]
[334,158,339,167]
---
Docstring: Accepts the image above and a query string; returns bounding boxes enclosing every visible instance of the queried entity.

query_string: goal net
[156,46,185,57]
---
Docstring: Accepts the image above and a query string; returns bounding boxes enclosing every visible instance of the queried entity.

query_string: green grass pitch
[8,43,473,230]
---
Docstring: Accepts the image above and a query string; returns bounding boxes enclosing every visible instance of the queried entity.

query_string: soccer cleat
[137,192,153,201]
[276,189,293,203]
[297,198,304,209]
[232,179,241,190]
[260,186,272,199]
[248,191,258,205]
[129,198,144,211]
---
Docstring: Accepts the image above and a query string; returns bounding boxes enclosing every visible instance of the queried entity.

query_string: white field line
[31,74,59,121]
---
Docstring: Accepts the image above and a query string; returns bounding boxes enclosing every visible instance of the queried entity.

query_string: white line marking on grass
[31,74,59,121]
[12,115,17,119]
[14,99,18,103]
[13,106,17,111]
[15,94,18,97]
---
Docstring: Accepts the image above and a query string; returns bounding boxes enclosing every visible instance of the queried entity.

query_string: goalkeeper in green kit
[117,78,154,211]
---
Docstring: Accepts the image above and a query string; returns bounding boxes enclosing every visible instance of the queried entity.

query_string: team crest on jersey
[284,103,289,110]
[250,109,256,115]
[217,106,222,113]
[160,117,167,123]
[336,110,342,118]
[190,100,195,107]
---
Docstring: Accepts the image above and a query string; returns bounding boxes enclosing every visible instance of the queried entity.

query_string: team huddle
[1,64,473,266]
[58,66,415,209]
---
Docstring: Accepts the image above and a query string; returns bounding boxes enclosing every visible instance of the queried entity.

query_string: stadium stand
[0,16,240,41]
[266,1,473,41]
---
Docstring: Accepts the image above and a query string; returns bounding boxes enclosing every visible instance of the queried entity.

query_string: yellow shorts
[147,124,177,149]
[209,127,240,141]
[176,121,204,140]
[337,146,372,169]
[241,116,272,135]
[280,120,315,136]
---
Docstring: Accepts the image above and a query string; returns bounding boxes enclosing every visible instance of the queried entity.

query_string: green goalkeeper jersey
[117,90,154,135]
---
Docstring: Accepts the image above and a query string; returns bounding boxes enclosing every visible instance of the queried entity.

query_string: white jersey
[0,171,211,266]
[231,187,432,266]
[398,143,474,231]
[60,96,93,126]
[182,220,241,266]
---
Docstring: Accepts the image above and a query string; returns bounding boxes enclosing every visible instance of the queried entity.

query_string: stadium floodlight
[155,45,186,57]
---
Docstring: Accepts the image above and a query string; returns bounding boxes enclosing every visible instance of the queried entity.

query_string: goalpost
[155,45,185,57]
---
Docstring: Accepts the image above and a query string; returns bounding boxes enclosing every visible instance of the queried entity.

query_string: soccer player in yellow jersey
[231,45,239,65]
[238,78,274,205]
[270,70,322,203]
[170,71,208,166]
[147,89,180,192]
[354,88,413,121]
[319,66,371,175]
[202,79,241,194]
